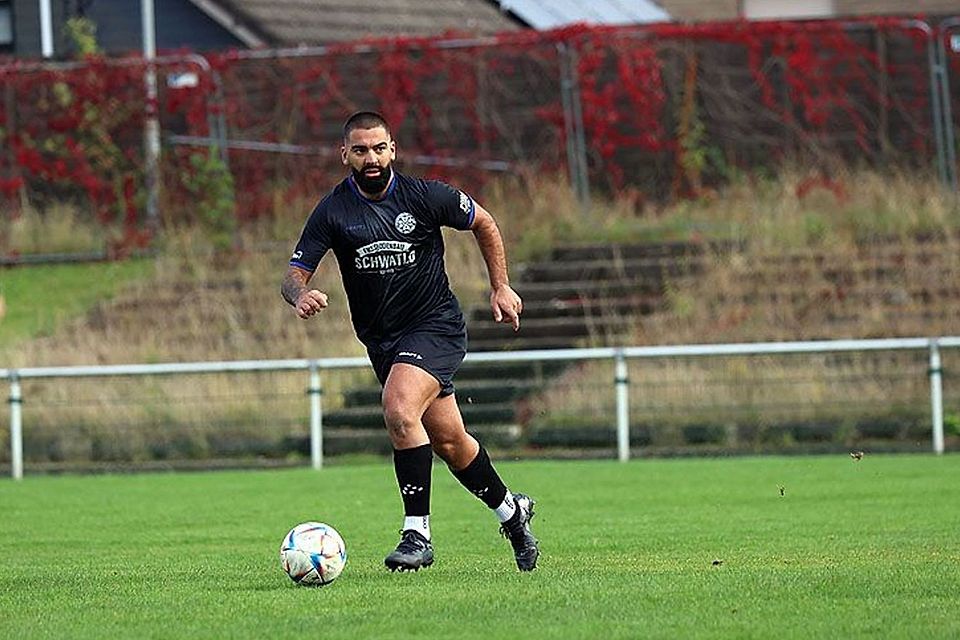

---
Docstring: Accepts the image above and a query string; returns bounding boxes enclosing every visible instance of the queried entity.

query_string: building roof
[495,0,669,28]
[195,0,521,47]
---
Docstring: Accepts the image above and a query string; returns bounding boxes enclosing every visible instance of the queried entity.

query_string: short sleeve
[424,180,475,230]
[289,202,332,272]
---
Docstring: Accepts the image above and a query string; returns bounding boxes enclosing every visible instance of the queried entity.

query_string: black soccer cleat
[500,493,539,571]
[384,529,434,572]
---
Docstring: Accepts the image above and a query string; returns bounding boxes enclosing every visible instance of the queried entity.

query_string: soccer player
[281,111,539,572]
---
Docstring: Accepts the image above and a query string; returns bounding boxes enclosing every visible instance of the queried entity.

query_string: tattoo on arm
[281,268,310,306]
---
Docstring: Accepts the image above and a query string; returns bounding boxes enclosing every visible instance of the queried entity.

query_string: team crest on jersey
[395,212,417,234]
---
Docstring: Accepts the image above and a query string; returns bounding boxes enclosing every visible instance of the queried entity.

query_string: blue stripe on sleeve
[289,260,316,272]
[465,198,476,229]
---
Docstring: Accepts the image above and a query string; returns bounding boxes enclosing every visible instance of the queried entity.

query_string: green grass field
[0,259,153,348]
[1,455,958,639]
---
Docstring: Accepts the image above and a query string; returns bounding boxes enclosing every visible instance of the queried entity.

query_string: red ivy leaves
[0,17,940,243]
[0,55,216,236]
[575,31,670,187]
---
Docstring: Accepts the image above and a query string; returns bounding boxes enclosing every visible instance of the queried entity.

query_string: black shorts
[367,327,467,397]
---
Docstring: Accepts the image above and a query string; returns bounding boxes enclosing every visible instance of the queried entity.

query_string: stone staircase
[466,242,708,351]
[319,241,708,453]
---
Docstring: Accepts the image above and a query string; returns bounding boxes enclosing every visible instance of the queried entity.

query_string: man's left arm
[470,204,522,331]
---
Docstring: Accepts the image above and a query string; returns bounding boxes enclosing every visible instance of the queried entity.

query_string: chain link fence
[2,18,959,256]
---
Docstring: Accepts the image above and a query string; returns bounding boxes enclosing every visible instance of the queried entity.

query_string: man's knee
[431,437,459,463]
[382,401,421,439]
[431,432,477,467]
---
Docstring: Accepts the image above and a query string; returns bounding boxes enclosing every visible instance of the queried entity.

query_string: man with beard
[280,111,539,572]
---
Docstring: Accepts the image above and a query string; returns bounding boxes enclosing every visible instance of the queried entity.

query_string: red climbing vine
[0,17,942,254]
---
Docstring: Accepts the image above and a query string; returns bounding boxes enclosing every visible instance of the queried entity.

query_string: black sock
[451,445,508,509]
[393,444,432,517]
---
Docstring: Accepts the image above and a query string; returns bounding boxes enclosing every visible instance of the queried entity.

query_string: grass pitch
[1,455,958,639]
[0,259,153,349]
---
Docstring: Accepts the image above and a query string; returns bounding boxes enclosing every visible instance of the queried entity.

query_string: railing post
[9,373,23,480]
[558,42,578,201]
[557,41,591,217]
[212,70,230,168]
[308,362,323,470]
[922,21,957,189]
[933,22,959,190]
[929,340,945,455]
[142,0,161,231]
[615,350,630,462]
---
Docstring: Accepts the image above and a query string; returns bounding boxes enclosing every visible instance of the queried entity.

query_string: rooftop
[212,0,521,46]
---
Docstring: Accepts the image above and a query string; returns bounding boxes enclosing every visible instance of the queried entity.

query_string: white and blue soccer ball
[280,522,347,587]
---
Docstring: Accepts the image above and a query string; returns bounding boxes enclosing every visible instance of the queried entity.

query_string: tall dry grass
[1,201,107,255]
[481,171,647,259]
[660,167,959,250]
[8,165,959,369]
[635,169,960,346]
[4,167,960,461]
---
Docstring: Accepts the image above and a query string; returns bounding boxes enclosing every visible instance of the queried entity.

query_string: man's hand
[295,290,328,319]
[490,284,522,331]
[282,266,327,319]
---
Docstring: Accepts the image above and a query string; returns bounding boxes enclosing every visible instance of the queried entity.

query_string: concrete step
[343,379,545,408]
[468,315,632,340]
[516,279,667,302]
[730,265,957,285]
[467,295,665,322]
[548,241,725,262]
[285,423,522,455]
[456,360,569,381]
[468,335,583,352]
[516,257,705,283]
[750,245,960,267]
[712,287,960,306]
[325,402,517,428]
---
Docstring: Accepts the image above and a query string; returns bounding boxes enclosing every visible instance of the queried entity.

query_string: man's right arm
[281,265,328,319]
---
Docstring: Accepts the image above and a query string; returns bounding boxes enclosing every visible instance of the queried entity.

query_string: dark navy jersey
[289,171,476,349]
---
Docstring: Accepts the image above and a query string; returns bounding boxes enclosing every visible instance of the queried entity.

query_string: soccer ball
[280,522,347,587]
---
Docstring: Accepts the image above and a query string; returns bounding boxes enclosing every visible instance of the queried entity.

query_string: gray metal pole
[938,57,959,191]
[567,44,591,216]
[214,72,230,168]
[615,351,630,462]
[308,363,323,470]
[555,42,590,217]
[38,0,54,58]
[929,340,945,455]
[9,374,22,480]
[557,43,580,206]
[936,23,959,191]
[925,27,951,187]
[141,0,161,229]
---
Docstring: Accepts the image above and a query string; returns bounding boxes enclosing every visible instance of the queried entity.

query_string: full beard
[352,165,393,195]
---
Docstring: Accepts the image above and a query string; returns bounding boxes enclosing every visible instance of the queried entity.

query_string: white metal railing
[3,336,958,480]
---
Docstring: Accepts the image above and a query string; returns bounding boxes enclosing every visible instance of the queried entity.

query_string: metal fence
[0,54,223,234]
[189,18,956,208]
[6,17,960,252]
[3,336,958,480]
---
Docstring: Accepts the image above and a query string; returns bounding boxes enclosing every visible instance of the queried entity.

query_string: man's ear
[340,145,348,165]
[390,140,397,161]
